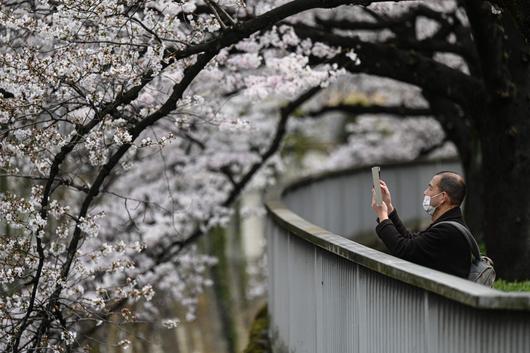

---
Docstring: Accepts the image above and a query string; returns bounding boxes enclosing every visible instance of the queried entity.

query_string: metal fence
[265,159,530,353]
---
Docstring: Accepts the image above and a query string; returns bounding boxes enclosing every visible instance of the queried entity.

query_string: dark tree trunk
[481,107,530,280]
[464,0,530,280]
[480,74,530,280]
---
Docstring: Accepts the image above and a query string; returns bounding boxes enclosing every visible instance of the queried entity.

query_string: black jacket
[375,207,471,278]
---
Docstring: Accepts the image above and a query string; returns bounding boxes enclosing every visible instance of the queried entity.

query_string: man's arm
[387,208,415,238]
[375,221,446,264]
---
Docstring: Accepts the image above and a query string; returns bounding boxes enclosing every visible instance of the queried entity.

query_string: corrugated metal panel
[287,234,317,353]
[425,292,530,353]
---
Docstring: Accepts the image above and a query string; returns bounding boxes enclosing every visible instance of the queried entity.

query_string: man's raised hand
[371,187,389,221]
[379,180,394,214]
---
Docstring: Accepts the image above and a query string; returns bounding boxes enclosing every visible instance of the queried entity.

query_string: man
[371,171,471,278]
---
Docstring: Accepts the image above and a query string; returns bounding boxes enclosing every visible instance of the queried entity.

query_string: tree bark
[480,73,530,281]
[464,0,530,280]
[480,108,530,280]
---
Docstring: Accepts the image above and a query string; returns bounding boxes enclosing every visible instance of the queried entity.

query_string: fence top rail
[265,158,530,311]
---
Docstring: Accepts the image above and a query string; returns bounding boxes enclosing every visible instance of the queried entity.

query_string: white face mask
[422,192,443,216]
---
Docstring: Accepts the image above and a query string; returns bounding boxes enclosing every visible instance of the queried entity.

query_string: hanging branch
[304,103,431,118]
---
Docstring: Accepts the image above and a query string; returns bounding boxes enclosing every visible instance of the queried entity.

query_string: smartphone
[371,166,382,206]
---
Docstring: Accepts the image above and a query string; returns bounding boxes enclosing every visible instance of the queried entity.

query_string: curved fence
[265,159,530,353]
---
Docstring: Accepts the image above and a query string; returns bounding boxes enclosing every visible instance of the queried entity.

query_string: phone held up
[371,166,383,206]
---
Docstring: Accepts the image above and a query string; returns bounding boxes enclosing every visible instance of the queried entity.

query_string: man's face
[424,175,442,197]
[424,175,448,208]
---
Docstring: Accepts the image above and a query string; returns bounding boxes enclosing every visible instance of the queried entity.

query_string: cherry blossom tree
[2,0,530,351]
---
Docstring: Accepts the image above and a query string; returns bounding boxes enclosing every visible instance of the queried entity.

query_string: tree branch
[315,3,449,31]
[304,103,431,118]
[0,88,14,98]
[163,0,411,62]
[416,137,449,158]
[292,24,486,112]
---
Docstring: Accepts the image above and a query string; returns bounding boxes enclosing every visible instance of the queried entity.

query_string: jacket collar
[431,206,463,226]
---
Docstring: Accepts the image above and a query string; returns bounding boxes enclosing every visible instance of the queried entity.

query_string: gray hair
[435,171,466,206]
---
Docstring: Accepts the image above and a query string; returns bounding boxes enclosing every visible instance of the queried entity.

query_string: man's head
[423,171,466,218]
[434,171,466,206]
